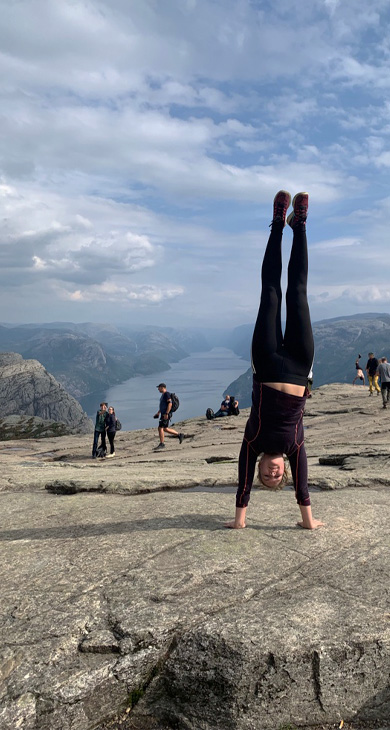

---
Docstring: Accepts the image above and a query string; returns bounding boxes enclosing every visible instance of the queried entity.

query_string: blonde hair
[257,454,290,490]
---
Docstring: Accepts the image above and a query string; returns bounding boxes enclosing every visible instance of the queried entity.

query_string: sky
[1,0,390,329]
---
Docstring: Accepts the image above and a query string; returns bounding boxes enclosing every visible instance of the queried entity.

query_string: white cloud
[1,0,390,325]
[311,237,362,251]
[60,282,184,305]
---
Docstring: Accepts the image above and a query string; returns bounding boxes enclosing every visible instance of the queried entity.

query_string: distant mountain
[0,353,92,433]
[226,313,390,407]
[0,322,214,399]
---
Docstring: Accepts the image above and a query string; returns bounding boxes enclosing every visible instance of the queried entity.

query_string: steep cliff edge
[0,353,92,434]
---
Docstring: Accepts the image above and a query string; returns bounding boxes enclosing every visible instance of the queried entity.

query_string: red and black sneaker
[287,192,309,228]
[272,190,291,226]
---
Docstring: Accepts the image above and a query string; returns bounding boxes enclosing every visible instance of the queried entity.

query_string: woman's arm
[289,446,324,529]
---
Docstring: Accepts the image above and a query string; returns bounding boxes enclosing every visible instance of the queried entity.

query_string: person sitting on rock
[105,406,117,457]
[226,191,324,530]
[213,394,231,418]
[228,395,240,415]
[92,402,107,459]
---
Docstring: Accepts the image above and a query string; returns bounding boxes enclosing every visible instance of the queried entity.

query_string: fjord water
[84,347,249,431]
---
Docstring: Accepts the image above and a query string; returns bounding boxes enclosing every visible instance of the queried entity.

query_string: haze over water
[83,348,249,431]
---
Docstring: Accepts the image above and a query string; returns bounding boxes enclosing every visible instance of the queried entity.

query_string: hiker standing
[105,406,117,457]
[92,402,107,459]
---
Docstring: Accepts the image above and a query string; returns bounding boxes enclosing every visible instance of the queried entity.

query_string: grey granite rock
[0,352,93,434]
[0,383,389,729]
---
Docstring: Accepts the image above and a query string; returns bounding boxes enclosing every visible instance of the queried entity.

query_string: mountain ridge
[226,312,390,406]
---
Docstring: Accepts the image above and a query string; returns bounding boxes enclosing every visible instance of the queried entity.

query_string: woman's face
[259,454,284,488]
[108,407,114,414]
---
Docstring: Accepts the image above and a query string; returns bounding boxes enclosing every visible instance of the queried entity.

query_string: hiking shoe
[154,442,165,450]
[272,190,291,226]
[287,192,309,228]
[179,433,184,444]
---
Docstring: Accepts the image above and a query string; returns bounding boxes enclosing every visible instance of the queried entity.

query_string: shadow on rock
[0,514,296,541]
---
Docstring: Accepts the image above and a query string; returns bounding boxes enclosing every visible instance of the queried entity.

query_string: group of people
[94,190,390,531]
[92,402,118,458]
[206,394,239,419]
[354,353,390,407]
[91,191,323,530]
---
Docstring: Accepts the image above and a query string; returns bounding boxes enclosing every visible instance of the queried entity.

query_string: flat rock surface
[0,384,389,730]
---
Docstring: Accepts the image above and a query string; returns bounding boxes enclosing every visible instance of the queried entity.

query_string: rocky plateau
[0,383,389,730]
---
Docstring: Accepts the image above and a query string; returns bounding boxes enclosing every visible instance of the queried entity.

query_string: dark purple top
[236,380,311,507]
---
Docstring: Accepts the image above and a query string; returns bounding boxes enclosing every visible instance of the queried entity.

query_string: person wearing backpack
[105,406,117,458]
[153,383,184,451]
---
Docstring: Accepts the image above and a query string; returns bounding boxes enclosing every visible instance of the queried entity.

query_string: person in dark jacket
[226,191,323,530]
[105,406,117,457]
[92,402,107,459]
[366,352,380,395]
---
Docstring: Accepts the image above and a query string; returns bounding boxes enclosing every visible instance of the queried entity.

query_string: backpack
[96,445,106,458]
[170,393,180,412]
[206,408,214,420]
[116,419,122,431]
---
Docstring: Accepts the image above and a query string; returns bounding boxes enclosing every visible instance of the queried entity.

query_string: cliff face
[0,353,93,434]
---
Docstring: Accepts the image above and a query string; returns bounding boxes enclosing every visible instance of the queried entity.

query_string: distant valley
[2,314,389,418]
[0,322,212,399]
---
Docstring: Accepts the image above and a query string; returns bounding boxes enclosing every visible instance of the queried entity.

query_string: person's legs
[251,191,291,378]
[156,417,183,448]
[107,432,115,454]
[374,375,380,393]
[92,430,99,458]
[368,375,373,394]
[283,194,314,379]
[100,431,107,453]
[164,426,184,443]
[381,385,387,407]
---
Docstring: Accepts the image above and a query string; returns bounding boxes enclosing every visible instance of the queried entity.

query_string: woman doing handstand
[226,191,323,530]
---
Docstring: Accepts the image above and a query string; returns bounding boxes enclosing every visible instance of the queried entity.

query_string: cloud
[311,237,362,251]
[311,285,390,305]
[59,282,184,305]
[1,0,390,326]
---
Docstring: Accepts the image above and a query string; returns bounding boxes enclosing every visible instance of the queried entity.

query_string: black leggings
[107,432,116,454]
[251,221,314,387]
